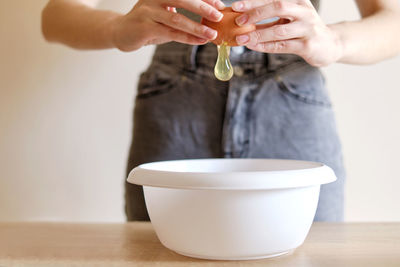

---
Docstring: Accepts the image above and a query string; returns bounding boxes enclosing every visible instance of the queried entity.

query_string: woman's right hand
[112,0,225,52]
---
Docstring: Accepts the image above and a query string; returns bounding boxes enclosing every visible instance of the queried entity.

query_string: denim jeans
[125,42,345,222]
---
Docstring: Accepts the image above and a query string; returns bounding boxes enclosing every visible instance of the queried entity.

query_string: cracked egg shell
[201,7,256,46]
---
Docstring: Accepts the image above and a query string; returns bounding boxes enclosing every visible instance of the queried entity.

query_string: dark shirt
[177,0,320,22]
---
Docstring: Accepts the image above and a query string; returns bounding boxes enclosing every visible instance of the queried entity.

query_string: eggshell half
[201,7,256,46]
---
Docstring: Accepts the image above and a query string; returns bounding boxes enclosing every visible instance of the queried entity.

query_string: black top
[221,0,319,9]
[177,0,320,22]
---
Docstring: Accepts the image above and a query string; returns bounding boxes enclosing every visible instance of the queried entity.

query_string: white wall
[0,0,154,222]
[0,0,399,222]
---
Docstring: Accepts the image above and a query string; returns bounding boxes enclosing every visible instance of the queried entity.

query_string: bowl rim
[127,158,337,190]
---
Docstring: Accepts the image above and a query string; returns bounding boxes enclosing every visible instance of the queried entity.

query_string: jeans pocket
[275,63,331,107]
[136,65,179,99]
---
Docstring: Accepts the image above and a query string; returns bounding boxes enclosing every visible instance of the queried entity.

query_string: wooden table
[0,222,399,267]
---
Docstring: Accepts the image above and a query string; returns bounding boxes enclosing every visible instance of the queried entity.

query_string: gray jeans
[125,42,345,222]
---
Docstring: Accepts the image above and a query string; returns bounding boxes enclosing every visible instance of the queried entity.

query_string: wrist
[109,14,143,52]
[104,13,125,50]
[328,24,345,63]
[327,22,348,64]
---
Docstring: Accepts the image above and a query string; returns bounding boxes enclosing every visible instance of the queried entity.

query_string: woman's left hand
[232,0,343,67]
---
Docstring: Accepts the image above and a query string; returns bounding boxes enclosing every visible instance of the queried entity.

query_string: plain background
[0,0,399,222]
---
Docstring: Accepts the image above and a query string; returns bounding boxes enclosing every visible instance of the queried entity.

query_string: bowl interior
[139,158,322,173]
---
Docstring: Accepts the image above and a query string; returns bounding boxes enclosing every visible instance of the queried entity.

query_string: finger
[232,0,303,11]
[163,27,210,45]
[152,8,218,40]
[298,0,314,8]
[202,0,225,10]
[235,1,305,26]
[232,0,274,11]
[254,17,288,28]
[237,21,308,45]
[163,0,224,22]
[246,39,304,54]
[151,23,209,45]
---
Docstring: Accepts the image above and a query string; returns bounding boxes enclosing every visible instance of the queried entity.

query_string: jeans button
[234,65,244,77]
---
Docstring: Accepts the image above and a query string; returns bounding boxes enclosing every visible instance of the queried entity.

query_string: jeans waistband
[151,42,305,77]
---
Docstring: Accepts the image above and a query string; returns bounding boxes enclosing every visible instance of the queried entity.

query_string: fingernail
[213,11,223,21]
[236,34,249,44]
[236,14,248,26]
[233,2,244,11]
[205,28,218,40]
[217,1,225,10]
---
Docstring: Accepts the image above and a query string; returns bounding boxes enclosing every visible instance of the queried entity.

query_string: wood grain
[0,222,399,267]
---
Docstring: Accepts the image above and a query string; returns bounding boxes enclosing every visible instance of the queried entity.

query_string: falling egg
[201,7,256,46]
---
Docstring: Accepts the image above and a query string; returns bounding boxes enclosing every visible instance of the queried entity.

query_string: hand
[232,0,343,67]
[112,0,225,52]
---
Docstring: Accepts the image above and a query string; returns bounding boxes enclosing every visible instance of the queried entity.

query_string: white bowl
[127,158,336,260]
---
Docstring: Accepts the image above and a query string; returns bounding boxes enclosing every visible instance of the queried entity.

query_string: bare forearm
[42,0,224,51]
[330,7,400,64]
[41,0,121,49]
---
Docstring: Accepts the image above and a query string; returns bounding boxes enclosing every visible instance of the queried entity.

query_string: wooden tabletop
[0,222,399,267]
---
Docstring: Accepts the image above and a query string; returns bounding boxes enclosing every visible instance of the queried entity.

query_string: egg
[201,7,256,46]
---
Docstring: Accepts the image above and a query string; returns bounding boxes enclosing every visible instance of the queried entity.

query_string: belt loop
[186,45,199,71]
[264,53,269,68]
